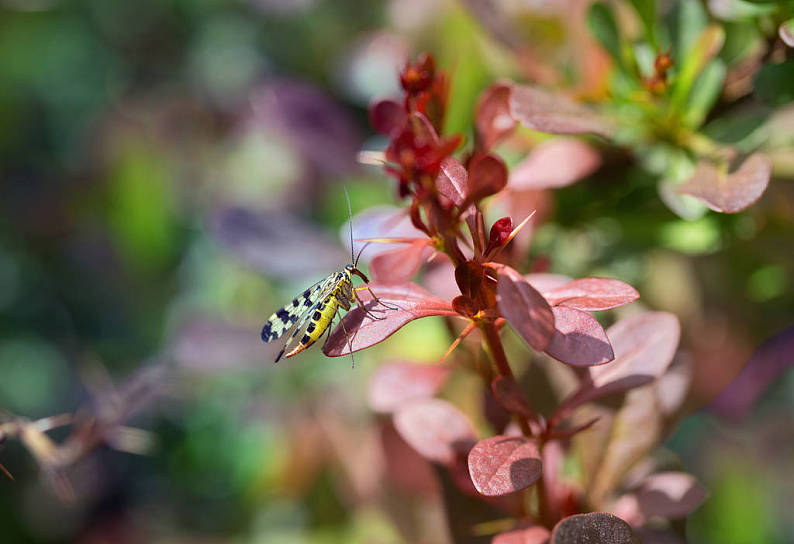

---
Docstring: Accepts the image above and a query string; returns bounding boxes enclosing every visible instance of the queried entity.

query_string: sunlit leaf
[344,206,426,261]
[475,82,517,150]
[436,156,468,206]
[324,283,458,356]
[510,85,615,138]
[393,398,476,465]
[677,153,772,213]
[545,307,614,367]
[509,138,602,190]
[496,266,556,352]
[370,239,432,283]
[368,361,451,414]
[468,435,542,496]
[524,273,574,294]
[550,513,639,544]
[780,19,794,47]
[543,278,639,311]
[465,152,508,204]
[683,59,726,129]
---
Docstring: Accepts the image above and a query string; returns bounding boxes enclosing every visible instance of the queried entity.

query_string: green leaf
[754,60,794,105]
[587,2,623,67]
[670,0,708,59]
[629,0,657,47]
[683,59,726,128]
[671,24,725,112]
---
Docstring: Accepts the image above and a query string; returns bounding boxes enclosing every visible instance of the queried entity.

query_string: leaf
[587,2,623,65]
[677,153,772,213]
[780,19,794,47]
[368,362,451,414]
[211,206,346,280]
[393,398,476,465]
[465,153,509,204]
[491,376,536,421]
[467,435,542,496]
[624,472,708,522]
[509,84,615,139]
[683,59,726,129]
[629,0,657,46]
[524,273,573,294]
[493,526,550,544]
[344,206,426,261]
[324,283,458,356]
[543,278,639,311]
[436,156,468,206]
[496,267,556,352]
[754,60,794,106]
[550,513,639,544]
[710,325,794,421]
[509,138,602,190]
[370,239,431,284]
[554,312,680,414]
[671,24,725,111]
[475,83,517,150]
[369,98,406,135]
[545,307,615,367]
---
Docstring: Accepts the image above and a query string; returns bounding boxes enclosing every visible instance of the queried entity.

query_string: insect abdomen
[284,292,341,358]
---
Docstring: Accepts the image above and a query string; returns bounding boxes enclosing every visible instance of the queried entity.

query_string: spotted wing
[260,275,338,343]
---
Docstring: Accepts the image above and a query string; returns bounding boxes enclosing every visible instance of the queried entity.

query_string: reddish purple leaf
[509,138,602,190]
[466,153,509,204]
[489,216,513,247]
[524,273,573,294]
[393,398,476,465]
[553,312,680,415]
[491,376,536,421]
[436,156,469,207]
[323,283,458,356]
[551,513,639,544]
[468,435,542,496]
[630,472,707,521]
[545,307,614,367]
[370,239,431,283]
[475,83,517,150]
[710,325,794,421]
[509,85,615,139]
[676,153,772,213]
[344,206,425,261]
[493,526,550,544]
[368,362,451,414]
[369,98,406,135]
[497,267,556,352]
[544,278,639,311]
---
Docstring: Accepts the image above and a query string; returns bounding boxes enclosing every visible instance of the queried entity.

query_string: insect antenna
[344,186,355,265]
[354,241,372,268]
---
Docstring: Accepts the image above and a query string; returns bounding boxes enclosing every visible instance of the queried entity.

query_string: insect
[260,189,395,364]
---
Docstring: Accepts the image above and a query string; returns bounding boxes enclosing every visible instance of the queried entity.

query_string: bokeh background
[1,0,793,542]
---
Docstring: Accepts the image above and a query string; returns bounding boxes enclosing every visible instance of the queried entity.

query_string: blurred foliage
[0,0,792,543]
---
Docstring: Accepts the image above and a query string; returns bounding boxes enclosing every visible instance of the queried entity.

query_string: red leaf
[323,283,458,356]
[554,312,680,414]
[393,398,476,465]
[489,216,513,248]
[524,273,573,294]
[468,435,542,496]
[550,513,639,544]
[369,98,406,135]
[370,239,431,283]
[475,83,517,150]
[613,472,708,525]
[491,376,536,421]
[436,156,468,206]
[466,153,509,204]
[544,278,639,311]
[493,526,550,544]
[496,267,556,352]
[545,307,614,367]
[345,206,425,261]
[509,138,601,190]
[509,85,615,139]
[676,153,772,213]
[368,362,451,414]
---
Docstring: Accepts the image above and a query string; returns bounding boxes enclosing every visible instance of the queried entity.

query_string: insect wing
[261,276,336,343]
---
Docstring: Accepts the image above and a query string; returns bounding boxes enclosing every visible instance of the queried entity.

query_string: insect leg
[354,285,400,311]
[352,288,388,321]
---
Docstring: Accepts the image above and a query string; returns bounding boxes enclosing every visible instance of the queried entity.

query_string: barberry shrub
[324,53,706,542]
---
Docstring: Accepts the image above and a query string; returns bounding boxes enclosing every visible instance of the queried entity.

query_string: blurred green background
[1,0,793,542]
